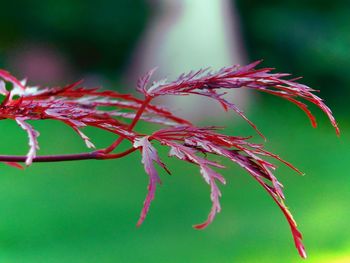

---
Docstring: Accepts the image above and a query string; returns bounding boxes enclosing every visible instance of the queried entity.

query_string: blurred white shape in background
[127,0,249,123]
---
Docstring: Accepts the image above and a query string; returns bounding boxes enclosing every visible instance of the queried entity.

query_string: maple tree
[0,61,339,258]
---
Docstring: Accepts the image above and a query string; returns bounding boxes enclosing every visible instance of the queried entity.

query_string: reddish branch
[0,61,340,259]
[0,147,138,163]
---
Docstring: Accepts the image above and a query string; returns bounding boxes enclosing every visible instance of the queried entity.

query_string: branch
[0,147,138,163]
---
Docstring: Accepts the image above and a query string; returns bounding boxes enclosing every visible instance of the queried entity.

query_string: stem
[103,96,152,153]
[0,147,138,163]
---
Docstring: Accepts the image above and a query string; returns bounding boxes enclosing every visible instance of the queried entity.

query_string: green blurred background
[0,1,349,262]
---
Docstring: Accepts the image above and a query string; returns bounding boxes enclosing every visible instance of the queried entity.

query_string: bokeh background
[0,1,349,262]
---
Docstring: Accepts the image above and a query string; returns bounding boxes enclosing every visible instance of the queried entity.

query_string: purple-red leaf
[137,67,157,94]
[141,61,339,136]
[133,136,170,226]
[15,118,40,166]
[0,69,25,91]
[160,139,225,228]
[152,126,306,255]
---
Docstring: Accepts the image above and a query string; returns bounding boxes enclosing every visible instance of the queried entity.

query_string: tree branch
[0,147,138,163]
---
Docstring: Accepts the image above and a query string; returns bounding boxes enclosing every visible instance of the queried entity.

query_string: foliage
[0,61,339,258]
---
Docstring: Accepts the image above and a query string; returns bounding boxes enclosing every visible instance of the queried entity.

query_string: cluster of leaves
[0,61,339,258]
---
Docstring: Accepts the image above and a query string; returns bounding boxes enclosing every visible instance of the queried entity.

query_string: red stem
[103,96,152,153]
[0,147,138,163]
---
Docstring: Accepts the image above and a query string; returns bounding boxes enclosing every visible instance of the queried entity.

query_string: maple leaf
[133,136,170,226]
[15,118,40,166]
[137,60,339,136]
[150,126,306,256]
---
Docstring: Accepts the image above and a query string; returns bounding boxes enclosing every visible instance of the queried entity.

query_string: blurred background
[0,0,349,262]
